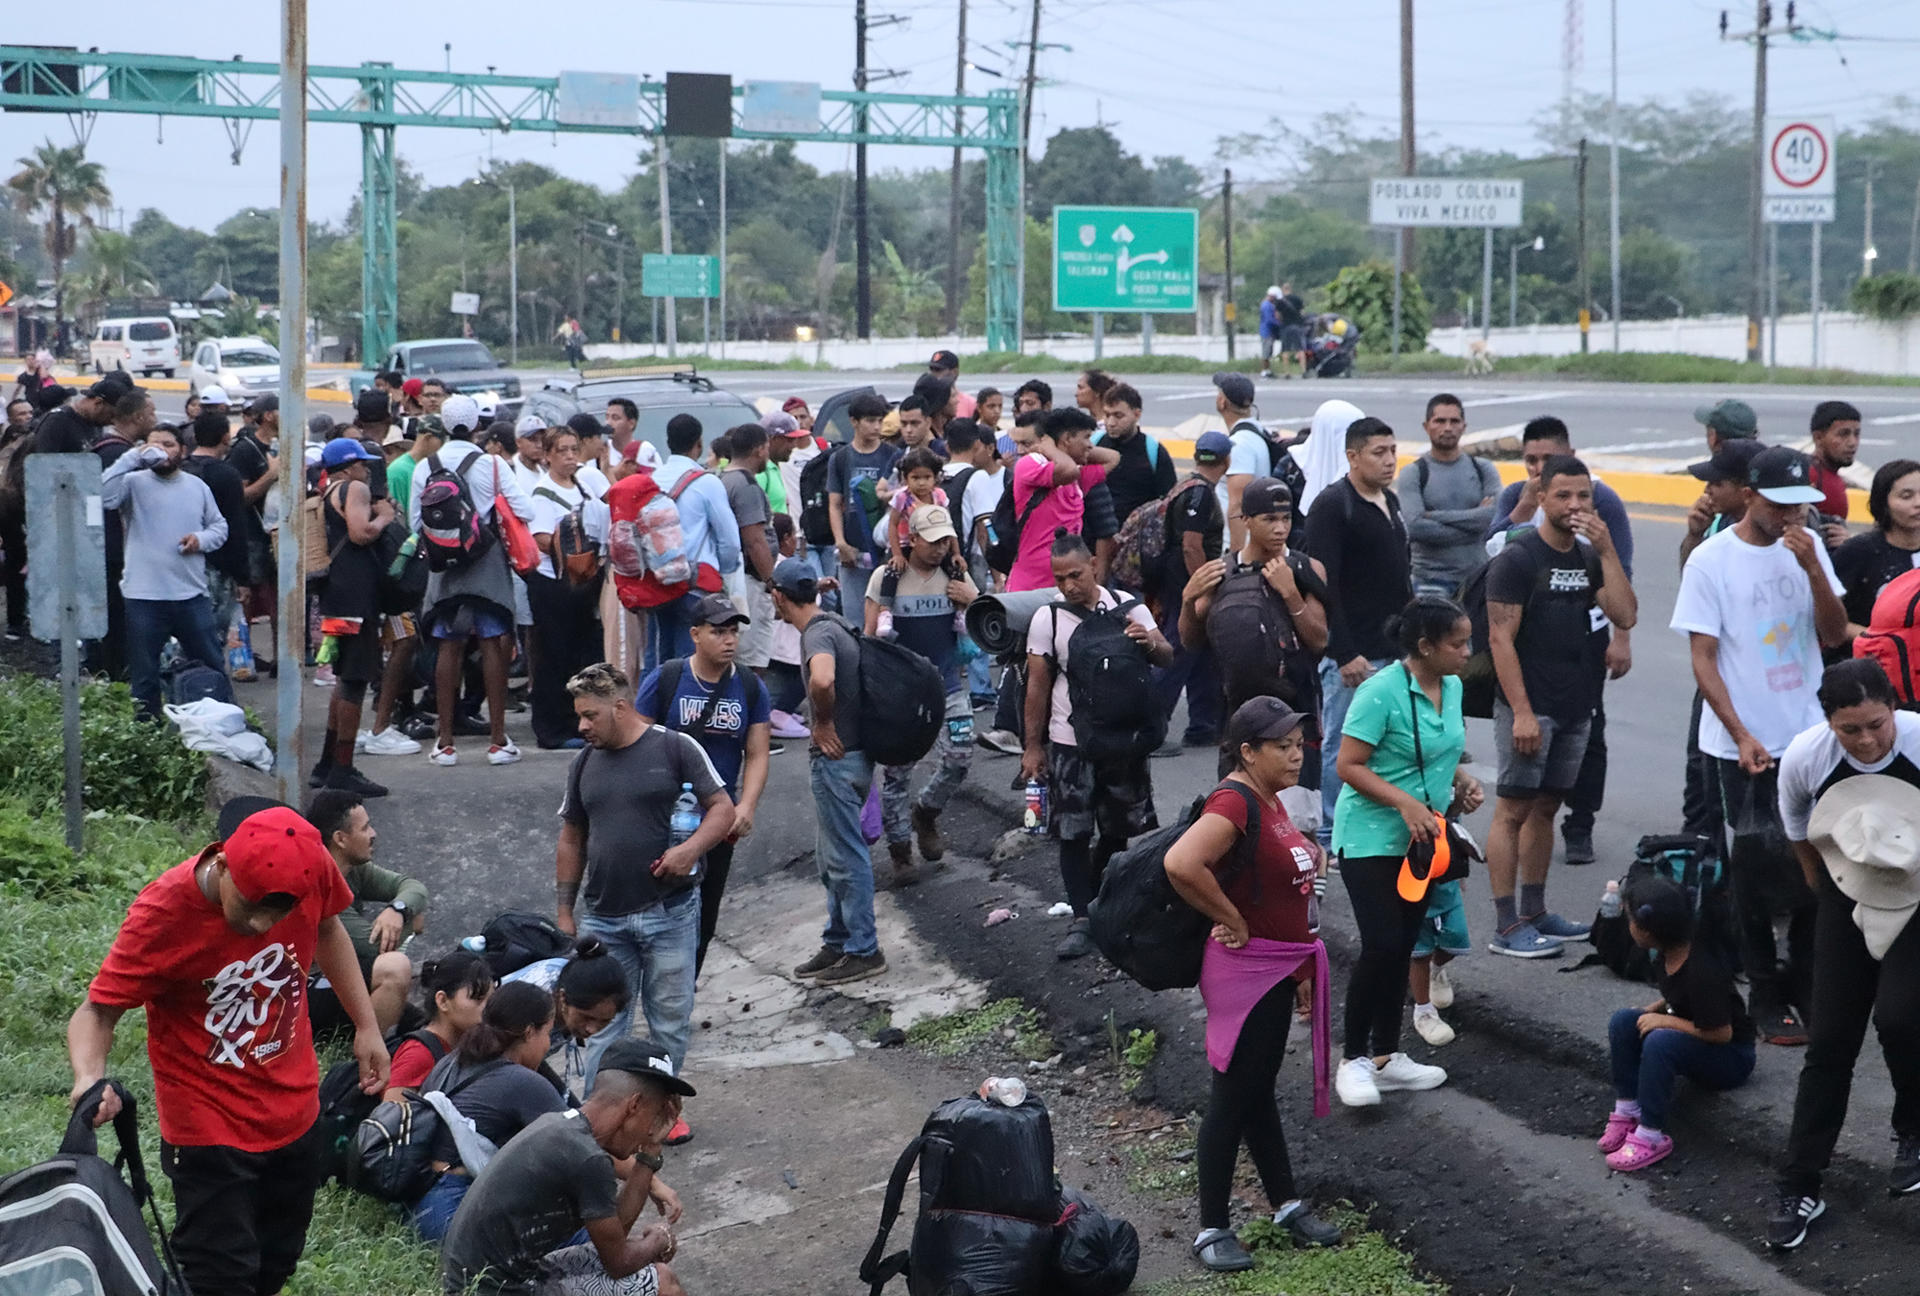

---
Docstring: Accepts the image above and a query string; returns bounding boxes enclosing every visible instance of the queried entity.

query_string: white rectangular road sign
[1765,117,1836,201]
[449,291,480,315]
[1370,178,1523,228]
[1765,196,1835,224]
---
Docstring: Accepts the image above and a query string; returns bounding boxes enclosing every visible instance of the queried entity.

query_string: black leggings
[1341,854,1429,1059]
[1198,978,1297,1229]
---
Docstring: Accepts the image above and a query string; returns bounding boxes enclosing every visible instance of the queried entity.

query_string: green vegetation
[905,997,1054,1062]
[1852,271,1920,321]
[1140,1205,1445,1296]
[1324,261,1431,354]
[1118,1126,1198,1197]
[0,674,440,1295]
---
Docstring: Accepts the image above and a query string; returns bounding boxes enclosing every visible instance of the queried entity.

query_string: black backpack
[1089,783,1260,989]
[348,1057,509,1203]
[985,482,1047,576]
[798,444,842,548]
[163,660,234,706]
[479,910,575,978]
[374,522,431,614]
[844,616,945,767]
[1569,834,1736,982]
[1049,598,1166,762]
[859,1094,1062,1296]
[316,1027,449,1185]
[1206,553,1319,717]
[417,451,494,572]
[0,1080,189,1295]
[1458,528,1601,720]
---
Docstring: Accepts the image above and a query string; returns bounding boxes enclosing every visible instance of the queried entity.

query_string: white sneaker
[364,727,422,756]
[1336,1057,1382,1108]
[1373,1051,1448,1092]
[488,739,522,766]
[1412,1010,1457,1048]
[429,745,458,767]
[354,728,372,753]
[1429,965,1455,1010]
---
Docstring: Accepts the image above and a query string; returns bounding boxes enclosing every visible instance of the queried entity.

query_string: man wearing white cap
[511,414,547,495]
[199,384,232,415]
[1769,657,1920,1249]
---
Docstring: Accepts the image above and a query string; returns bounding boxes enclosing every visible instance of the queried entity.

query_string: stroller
[1304,316,1360,377]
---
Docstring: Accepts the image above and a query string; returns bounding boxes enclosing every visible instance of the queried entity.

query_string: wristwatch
[635,1148,664,1172]
[388,899,409,917]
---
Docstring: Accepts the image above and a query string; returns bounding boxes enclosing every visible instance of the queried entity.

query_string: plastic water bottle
[668,783,701,848]
[459,935,488,953]
[1023,778,1048,835]
[980,1076,1028,1107]
[1599,880,1623,920]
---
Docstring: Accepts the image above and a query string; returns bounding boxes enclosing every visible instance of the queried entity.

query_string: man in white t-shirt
[1215,371,1272,553]
[1670,446,1846,1047]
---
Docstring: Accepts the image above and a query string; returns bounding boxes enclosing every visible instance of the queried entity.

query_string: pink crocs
[1606,1128,1674,1173]
[1597,1111,1639,1155]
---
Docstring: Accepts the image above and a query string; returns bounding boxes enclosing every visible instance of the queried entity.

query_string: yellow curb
[138,376,350,403]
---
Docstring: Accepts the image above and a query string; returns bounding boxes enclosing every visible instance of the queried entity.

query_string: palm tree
[82,229,156,298]
[7,140,111,351]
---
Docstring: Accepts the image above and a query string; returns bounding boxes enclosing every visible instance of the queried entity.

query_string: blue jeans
[811,750,879,958]
[409,1170,471,1242]
[1607,1008,1756,1131]
[645,590,708,671]
[577,888,702,1087]
[1318,656,1392,844]
[967,651,993,701]
[126,594,226,720]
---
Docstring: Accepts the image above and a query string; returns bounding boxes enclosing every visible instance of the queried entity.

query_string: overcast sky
[6,0,1918,233]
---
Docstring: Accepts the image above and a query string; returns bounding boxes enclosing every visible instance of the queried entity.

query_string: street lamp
[1864,245,1880,276]
[1509,236,1545,329]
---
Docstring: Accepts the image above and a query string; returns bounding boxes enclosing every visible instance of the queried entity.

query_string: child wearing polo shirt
[68,797,390,1296]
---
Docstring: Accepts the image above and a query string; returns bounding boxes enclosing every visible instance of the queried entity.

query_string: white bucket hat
[1807,774,1920,958]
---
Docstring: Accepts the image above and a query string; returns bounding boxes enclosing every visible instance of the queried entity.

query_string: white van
[89,317,179,377]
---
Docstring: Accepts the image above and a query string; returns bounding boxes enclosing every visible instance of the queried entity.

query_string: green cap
[1693,398,1758,440]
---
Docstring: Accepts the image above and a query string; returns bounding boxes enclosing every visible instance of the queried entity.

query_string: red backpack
[1854,568,1920,705]
[607,467,706,610]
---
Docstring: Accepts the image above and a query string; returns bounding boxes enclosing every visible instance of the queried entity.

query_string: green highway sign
[1052,206,1198,313]
[641,254,720,299]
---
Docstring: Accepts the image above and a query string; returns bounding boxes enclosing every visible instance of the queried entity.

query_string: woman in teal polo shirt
[1331,596,1484,1109]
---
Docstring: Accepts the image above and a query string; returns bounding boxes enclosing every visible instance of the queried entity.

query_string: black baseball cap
[1687,438,1764,484]
[1747,445,1825,504]
[691,592,749,627]
[1212,371,1256,408]
[217,795,290,842]
[355,388,394,422]
[598,1039,697,1097]
[245,392,280,416]
[1240,476,1293,518]
[85,372,134,401]
[928,349,960,372]
[1225,696,1306,749]
[770,557,818,601]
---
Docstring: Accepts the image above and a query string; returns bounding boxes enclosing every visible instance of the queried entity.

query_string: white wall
[584,311,1920,376]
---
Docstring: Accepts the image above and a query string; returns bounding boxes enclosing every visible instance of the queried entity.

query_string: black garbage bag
[909,1209,1056,1296]
[1051,1187,1140,1296]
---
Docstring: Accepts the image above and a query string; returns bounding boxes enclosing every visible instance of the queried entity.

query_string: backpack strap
[64,1079,192,1294]
[407,1028,449,1065]
[665,467,705,501]
[858,1134,928,1295]
[1210,780,1264,895]
[658,658,685,724]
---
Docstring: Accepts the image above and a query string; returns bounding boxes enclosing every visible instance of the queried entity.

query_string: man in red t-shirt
[1808,399,1861,546]
[68,797,391,1296]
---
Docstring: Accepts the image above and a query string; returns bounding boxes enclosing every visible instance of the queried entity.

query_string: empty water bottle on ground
[1599,880,1623,920]
[1023,778,1048,835]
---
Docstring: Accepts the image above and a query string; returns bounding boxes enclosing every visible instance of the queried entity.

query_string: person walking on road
[1166,696,1343,1272]
[1768,659,1920,1249]
[1398,393,1500,598]
[1331,597,1483,1109]
[1483,456,1636,959]
[553,662,733,1121]
[774,557,892,985]
[1670,446,1847,1047]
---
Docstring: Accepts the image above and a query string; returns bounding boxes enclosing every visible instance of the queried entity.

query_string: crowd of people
[23,343,1917,1288]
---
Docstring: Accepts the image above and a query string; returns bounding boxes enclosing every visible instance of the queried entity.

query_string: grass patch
[549,352,834,373]
[0,676,208,826]
[905,996,1054,1061]
[1140,1205,1445,1295]
[1364,348,1920,386]
[1118,1125,1198,1196]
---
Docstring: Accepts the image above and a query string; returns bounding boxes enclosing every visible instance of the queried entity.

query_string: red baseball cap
[781,396,809,415]
[401,377,424,398]
[222,805,329,904]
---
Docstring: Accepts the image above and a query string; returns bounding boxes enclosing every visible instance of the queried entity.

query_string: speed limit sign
[1765,117,1834,198]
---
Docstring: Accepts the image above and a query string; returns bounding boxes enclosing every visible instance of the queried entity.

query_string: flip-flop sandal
[1193,1228,1255,1272]
[1605,1131,1673,1172]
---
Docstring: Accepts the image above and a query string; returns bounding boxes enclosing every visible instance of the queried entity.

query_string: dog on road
[1463,338,1495,374]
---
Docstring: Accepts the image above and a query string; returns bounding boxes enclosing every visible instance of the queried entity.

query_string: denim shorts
[1412,878,1470,958]
[1493,698,1591,798]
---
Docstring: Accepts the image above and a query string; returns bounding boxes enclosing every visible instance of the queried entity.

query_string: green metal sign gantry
[0,47,1025,359]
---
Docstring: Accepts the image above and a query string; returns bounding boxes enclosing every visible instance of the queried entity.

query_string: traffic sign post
[1052,207,1199,317]
[1370,178,1524,346]
[1761,117,1835,368]
[25,454,107,852]
[641,254,720,300]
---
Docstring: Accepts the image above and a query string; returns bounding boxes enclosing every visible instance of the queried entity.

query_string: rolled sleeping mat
[965,589,1058,658]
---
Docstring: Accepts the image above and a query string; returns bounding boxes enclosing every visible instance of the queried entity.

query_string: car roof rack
[576,366,714,392]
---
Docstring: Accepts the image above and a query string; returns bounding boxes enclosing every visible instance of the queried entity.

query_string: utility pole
[1608,0,1622,352]
[507,182,518,364]
[1022,0,1042,160]
[1746,1,1767,362]
[855,0,872,339]
[1907,174,1920,275]
[1864,158,1883,277]
[274,0,309,802]
[1222,168,1235,361]
[1576,137,1591,353]
[657,133,677,357]
[946,0,967,335]
[1399,0,1417,274]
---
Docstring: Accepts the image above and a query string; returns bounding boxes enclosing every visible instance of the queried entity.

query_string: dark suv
[521,371,762,458]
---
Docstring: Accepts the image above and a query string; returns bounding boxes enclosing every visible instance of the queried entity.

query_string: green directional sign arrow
[641,253,720,299]
[1052,206,1198,313]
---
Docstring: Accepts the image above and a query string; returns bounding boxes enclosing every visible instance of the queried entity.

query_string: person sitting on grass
[440,1038,691,1296]
[1599,874,1756,1173]
[385,948,495,1095]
